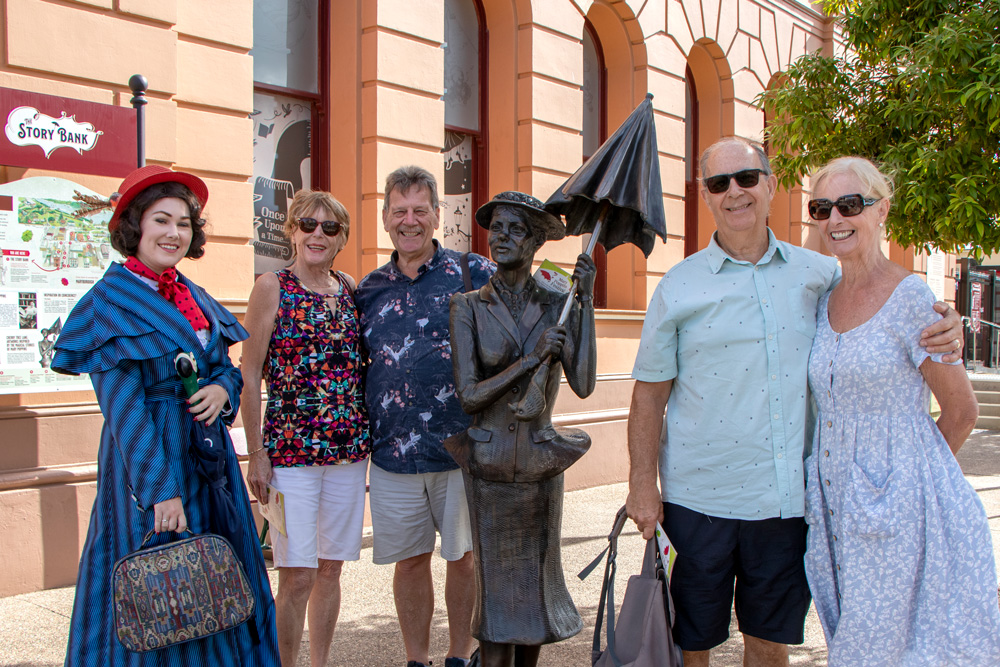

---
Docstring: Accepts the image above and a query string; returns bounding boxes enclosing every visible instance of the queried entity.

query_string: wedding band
[162,519,168,524]
[955,339,961,348]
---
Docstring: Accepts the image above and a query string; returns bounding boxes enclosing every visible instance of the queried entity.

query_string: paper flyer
[654,521,678,581]
[258,485,287,536]
[533,259,572,293]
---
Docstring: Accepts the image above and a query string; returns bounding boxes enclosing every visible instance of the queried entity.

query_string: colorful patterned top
[263,268,371,467]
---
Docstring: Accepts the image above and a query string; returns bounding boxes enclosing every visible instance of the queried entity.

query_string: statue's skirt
[463,472,582,645]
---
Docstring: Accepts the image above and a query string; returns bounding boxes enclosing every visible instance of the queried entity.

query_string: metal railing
[962,316,1000,368]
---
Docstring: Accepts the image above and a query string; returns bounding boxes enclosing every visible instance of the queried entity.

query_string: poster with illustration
[442,130,473,253]
[251,92,312,275]
[0,176,119,393]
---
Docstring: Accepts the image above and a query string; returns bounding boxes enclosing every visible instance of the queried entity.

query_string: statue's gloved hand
[573,252,597,299]
[527,325,567,366]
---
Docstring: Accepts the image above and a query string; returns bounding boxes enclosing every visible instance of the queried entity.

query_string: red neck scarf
[124,257,210,332]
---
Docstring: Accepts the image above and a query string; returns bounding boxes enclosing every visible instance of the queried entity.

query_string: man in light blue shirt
[626,137,963,667]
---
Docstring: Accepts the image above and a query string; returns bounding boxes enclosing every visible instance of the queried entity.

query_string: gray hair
[699,137,771,178]
[384,165,439,210]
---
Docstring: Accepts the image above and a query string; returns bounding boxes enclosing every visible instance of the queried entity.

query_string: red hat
[108,165,209,231]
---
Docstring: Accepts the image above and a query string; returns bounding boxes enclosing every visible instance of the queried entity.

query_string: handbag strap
[461,252,473,293]
[579,505,630,667]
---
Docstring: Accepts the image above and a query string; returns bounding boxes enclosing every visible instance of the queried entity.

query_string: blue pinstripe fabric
[53,263,279,666]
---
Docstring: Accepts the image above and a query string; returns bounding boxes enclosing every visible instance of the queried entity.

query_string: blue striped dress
[52,262,279,666]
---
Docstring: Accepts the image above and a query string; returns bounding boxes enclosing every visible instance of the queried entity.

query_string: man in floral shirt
[354,165,494,667]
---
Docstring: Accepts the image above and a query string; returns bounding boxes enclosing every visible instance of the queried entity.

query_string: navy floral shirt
[355,242,495,473]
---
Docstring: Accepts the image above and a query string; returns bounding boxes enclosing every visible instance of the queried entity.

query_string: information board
[0,177,120,393]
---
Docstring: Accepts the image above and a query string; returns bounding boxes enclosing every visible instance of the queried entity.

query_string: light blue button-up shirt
[633,230,839,520]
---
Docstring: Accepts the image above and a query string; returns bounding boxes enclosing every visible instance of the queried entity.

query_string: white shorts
[269,459,369,568]
[369,464,472,565]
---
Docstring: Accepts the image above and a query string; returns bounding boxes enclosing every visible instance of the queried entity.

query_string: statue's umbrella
[510,94,667,420]
[175,352,240,541]
[546,92,667,263]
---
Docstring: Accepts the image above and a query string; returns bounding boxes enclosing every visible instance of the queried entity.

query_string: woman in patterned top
[53,165,279,666]
[241,189,371,667]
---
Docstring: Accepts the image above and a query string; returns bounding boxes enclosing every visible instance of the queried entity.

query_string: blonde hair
[283,190,351,241]
[811,157,894,202]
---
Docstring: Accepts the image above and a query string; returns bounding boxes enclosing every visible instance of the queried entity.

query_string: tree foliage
[757,0,1000,253]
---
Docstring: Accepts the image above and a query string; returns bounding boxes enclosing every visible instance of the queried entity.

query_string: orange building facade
[0,0,956,597]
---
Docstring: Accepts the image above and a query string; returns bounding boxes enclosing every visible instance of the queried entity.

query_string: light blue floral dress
[805,274,1000,666]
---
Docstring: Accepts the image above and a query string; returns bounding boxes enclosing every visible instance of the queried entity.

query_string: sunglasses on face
[703,169,768,194]
[297,217,345,236]
[807,194,881,221]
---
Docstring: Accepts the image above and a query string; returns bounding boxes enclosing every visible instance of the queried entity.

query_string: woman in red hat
[53,165,279,666]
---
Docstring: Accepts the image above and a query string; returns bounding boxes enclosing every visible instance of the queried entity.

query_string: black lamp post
[129,74,148,168]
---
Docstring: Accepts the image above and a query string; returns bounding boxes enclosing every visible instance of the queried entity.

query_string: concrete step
[977,416,1000,430]
[975,390,1000,405]
[979,403,1000,418]
[971,378,1000,393]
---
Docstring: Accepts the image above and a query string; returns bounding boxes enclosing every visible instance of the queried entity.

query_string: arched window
[582,19,608,307]
[684,65,699,257]
[443,0,487,254]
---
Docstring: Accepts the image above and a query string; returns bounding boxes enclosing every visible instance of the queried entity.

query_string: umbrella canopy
[544,93,666,258]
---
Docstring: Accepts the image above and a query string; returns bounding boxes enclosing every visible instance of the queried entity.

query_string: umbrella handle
[556,216,604,326]
[174,352,200,398]
[509,215,606,420]
[509,208,606,420]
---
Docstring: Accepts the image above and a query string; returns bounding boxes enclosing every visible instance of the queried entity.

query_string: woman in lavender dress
[803,157,1000,665]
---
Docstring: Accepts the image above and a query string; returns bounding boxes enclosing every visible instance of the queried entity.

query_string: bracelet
[247,445,267,456]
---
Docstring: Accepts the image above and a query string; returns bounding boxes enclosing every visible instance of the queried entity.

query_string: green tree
[757,0,1000,253]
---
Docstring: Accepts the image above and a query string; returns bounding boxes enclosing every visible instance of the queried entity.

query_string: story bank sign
[0,87,135,177]
[6,106,102,157]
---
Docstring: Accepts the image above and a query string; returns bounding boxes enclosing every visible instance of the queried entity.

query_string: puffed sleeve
[195,286,248,423]
[896,277,961,369]
[203,349,244,425]
[52,284,181,376]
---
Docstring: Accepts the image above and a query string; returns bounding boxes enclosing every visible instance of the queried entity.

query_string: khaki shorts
[369,464,472,565]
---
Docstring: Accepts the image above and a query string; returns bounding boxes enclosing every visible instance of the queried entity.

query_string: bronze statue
[444,191,597,667]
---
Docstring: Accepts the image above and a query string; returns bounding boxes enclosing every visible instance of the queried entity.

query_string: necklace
[295,270,339,295]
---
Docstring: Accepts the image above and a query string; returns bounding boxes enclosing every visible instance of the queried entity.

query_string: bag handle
[579,505,631,667]
[138,528,192,550]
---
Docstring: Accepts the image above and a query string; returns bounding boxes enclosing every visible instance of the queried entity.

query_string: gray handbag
[579,506,684,666]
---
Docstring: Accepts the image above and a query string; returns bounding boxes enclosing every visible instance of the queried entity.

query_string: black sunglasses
[297,217,345,237]
[703,169,768,194]
[807,194,881,221]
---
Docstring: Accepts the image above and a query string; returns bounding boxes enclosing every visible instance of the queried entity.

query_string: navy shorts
[662,502,811,651]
